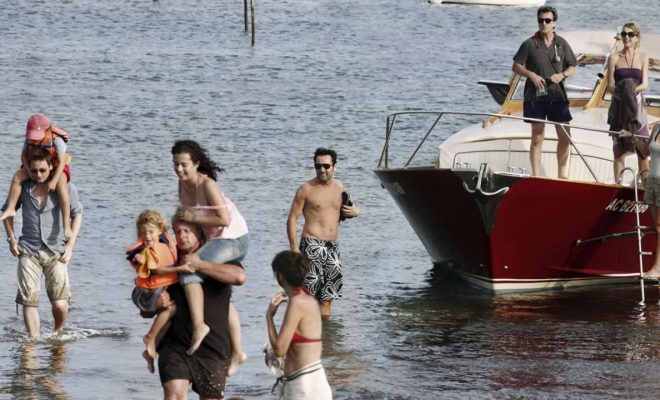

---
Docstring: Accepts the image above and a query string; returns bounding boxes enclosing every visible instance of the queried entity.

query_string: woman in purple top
[607,21,650,182]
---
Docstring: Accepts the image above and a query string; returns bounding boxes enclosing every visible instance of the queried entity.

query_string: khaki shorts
[16,245,71,307]
[644,177,660,207]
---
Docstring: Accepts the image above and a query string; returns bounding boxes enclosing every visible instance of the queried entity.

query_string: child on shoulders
[0,114,73,237]
[127,210,191,372]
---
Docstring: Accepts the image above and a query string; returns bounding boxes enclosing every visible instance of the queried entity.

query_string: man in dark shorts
[287,148,360,317]
[157,218,245,399]
[512,6,577,179]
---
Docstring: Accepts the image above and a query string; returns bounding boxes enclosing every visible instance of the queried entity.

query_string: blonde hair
[622,21,641,48]
[136,210,168,238]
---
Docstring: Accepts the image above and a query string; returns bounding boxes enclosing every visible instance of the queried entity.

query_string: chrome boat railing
[377,110,624,184]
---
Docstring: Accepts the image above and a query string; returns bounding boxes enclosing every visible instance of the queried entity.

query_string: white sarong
[275,361,332,400]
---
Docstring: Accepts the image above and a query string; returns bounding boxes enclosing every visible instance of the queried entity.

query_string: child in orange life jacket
[126,210,192,373]
[0,114,73,237]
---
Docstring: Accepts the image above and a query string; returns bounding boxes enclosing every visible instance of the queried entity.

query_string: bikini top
[614,67,643,85]
[290,286,322,344]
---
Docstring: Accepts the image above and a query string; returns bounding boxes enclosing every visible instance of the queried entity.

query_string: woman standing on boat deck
[607,22,650,183]
[266,250,332,399]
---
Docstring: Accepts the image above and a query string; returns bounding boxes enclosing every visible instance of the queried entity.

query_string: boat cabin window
[567,62,602,99]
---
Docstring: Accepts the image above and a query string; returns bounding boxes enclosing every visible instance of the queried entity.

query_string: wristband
[562,71,567,78]
[7,236,17,243]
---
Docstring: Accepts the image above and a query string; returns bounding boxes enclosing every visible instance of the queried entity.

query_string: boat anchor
[462,163,509,197]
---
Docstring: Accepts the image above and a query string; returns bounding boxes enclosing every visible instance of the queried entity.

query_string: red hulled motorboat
[375,31,660,292]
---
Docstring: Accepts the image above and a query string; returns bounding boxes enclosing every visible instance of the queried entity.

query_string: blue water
[0,0,658,398]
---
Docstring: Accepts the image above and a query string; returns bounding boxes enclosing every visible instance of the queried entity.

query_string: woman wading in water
[267,250,332,399]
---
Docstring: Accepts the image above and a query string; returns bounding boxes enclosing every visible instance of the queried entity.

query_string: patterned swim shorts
[299,237,342,301]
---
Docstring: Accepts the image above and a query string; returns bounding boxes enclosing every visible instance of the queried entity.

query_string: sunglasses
[620,31,637,38]
[314,163,333,170]
[537,18,554,24]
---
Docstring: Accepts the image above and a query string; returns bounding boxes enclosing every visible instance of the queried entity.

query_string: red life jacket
[28,129,71,166]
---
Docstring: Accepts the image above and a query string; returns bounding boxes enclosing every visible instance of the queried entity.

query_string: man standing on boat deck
[287,148,360,317]
[2,148,83,337]
[512,6,577,179]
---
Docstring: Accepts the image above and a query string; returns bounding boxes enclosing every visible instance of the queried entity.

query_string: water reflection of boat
[429,0,546,6]
[374,31,660,292]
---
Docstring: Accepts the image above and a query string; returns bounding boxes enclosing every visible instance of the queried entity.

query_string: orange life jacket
[28,129,72,166]
[126,231,179,289]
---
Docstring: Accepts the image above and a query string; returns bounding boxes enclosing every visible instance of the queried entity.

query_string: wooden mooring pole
[244,0,255,45]
[250,0,255,46]
[244,0,248,32]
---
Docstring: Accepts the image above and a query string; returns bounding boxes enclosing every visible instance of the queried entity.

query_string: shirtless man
[287,148,359,317]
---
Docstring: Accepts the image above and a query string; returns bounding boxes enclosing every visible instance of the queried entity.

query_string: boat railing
[377,110,624,183]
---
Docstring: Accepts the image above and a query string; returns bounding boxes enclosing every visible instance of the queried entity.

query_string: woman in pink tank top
[172,139,250,377]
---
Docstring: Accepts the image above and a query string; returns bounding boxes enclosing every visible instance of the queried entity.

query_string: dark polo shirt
[514,33,577,102]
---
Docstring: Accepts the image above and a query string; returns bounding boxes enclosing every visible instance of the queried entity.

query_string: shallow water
[0,0,659,399]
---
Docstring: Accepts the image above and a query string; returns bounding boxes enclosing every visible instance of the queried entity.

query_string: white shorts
[278,361,332,400]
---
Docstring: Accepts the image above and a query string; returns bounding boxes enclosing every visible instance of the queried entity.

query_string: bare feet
[0,209,16,221]
[143,334,157,360]
[643,266,660,280]
[187,323,210,355]
[142,350,155,374]
[227,352,247,378]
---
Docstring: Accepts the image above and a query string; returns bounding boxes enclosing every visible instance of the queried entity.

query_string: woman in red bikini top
[266,251,325,377]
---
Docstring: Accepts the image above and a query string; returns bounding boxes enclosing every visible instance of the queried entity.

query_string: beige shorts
[16,245,71,307]
[644,177,660,207]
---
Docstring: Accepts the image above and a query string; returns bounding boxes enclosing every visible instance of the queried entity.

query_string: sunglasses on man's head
[620,31,637,38]
[314,163,333,170]
[538,18,554,24]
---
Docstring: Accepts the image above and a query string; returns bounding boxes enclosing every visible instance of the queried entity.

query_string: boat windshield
[511,58,604,101]
[511,56,660,106]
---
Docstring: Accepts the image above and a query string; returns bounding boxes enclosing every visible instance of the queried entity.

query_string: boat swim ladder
[619,167,659,304]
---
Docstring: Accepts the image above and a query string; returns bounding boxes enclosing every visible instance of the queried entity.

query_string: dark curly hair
[313,148,337,165]
[171,140,224,181]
